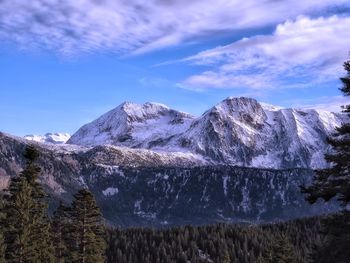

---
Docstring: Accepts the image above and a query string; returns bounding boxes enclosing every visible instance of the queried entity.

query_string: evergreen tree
[309,212,350,263]
[301,56,350,262]
[222,250,231,263]
[25,147,55,263]
[3,146,54,262]
[67,189,106,263]
[4,169,37,262]
[0,197,6,263]
[52,201,70,263]
[263,234,297,263]
[301,56,350,205]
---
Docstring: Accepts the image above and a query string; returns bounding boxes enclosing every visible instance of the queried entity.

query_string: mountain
[24,132,70,144]
[67,102,194,148]
[1,97,346,227]
[68,97,346,169]
[0,132,337,227]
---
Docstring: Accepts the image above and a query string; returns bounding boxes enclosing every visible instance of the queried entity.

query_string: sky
[1,0,350,136]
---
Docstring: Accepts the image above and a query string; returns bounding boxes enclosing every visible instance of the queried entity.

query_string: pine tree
[222,250,231,263]
[263,234,297,263]
[0,197,6,263]
[4,171,37,262]
[3,146,54,262]
[52,201,71,263]
[67,189,106,263]
[310,211,350,263]
[24,147,55,262]
[300,56,350,262]
[301,56,350,205]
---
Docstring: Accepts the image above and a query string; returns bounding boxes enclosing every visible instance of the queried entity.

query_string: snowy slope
[68,102,194,148]
[68,97,348,169]
[24,132,70,144]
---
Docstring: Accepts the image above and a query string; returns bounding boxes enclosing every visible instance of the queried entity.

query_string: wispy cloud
[179,16,350,90]
[287,95,350,112]
[0,0,348,55]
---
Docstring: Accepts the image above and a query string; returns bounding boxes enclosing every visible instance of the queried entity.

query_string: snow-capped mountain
[1,97,345,227]
[67,102,194,148]
[68,97,347,169]
[24,132,70,144]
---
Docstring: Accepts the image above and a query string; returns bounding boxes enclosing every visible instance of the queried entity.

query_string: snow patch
[24,133,70,144]
[102,187,119,196]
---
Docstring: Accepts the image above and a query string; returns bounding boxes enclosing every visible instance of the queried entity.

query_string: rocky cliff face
[0,132,337,227]
[68,97,346,169]
[88,165,336,227]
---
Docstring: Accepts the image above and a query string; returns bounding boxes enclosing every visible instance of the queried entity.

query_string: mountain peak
[24,132,70,144]
[116,101,171,119]
[208,97,266,124]
[68,101,194,147]
[214,97,262,112]
[67,97,345,169]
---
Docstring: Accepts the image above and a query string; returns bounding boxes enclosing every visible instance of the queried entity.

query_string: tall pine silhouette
[262,234,297,263]
[67,189,106,263]
[0,197,6,263]
[302,56,350,205]
[52,201,71,263]
[3,146,54,262]
[302,56,350,262]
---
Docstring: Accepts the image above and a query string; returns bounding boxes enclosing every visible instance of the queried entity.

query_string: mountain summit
[68,97,346,169]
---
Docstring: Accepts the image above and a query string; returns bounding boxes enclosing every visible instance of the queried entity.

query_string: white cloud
[180,16,350,90]
[287,95,350,112]
[0,0,348,55]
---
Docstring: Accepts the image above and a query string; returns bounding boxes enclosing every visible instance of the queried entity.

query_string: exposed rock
[68,97,347,169]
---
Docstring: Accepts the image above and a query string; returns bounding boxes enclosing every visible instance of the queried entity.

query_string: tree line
[106,216,325,263]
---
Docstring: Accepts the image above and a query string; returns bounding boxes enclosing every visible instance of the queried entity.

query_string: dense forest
[106,216,325,263]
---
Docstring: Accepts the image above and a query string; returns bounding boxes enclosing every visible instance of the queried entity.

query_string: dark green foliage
[1,146,109,262]
[2,146,54,262]
[340,58,350,99]
[66,189,106,263]
[310,211,350,263]
[106,216,323,263]
[0,198,6,263]
[3,174,35,262]
[262,233,297,263]
[301,56,350,262]
[52,201,70,263]
[301,56,350,205]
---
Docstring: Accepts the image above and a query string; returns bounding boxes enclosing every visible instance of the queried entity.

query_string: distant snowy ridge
[67,97,349,169]
[24,132,70,144]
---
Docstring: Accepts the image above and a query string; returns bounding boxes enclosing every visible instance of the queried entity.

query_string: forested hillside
[106,216,324,263]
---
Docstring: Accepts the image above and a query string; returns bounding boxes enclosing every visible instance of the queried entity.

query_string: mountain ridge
[0,131,338,227]
[67,97,348,169]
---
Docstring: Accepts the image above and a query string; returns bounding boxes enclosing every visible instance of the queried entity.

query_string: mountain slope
[68,102,194,149]
[0,132,337,227]
[68,97,346,169]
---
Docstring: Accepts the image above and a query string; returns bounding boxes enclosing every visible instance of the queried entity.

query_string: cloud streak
[0,0,348,55]
[179,16,350,90]
[287,95,350,113]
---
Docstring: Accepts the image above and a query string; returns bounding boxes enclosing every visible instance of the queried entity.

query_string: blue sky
[1,0,350,136]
